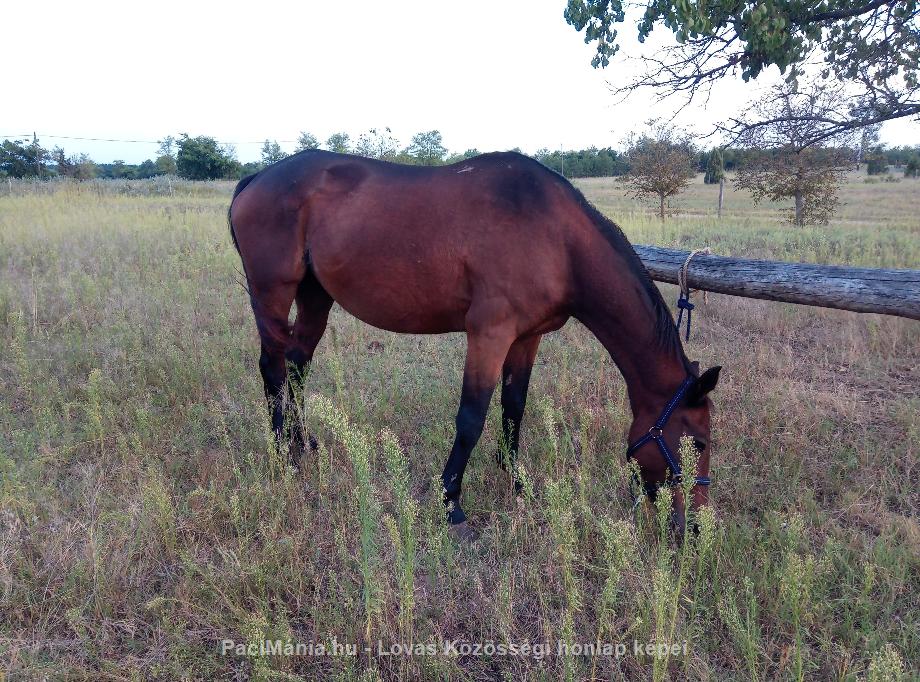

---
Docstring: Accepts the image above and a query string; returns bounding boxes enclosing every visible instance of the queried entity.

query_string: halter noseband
[626,376,711,496]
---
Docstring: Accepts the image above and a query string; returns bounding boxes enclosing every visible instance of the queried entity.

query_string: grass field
[1,172,918,681]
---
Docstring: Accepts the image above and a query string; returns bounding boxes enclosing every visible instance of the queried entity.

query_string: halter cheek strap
[626,376,711,491]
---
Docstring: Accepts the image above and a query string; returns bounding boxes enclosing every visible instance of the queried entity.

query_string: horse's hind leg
[250,282,298,443]
[285,271,333,457]
[498,334,542,487]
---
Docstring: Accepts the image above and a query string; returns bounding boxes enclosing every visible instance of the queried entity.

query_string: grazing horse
[229,150,720,535]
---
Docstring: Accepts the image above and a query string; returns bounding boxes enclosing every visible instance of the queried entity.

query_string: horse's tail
[228,172,259,254]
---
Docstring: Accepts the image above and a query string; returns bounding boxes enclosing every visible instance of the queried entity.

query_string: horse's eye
[693,439,707,452]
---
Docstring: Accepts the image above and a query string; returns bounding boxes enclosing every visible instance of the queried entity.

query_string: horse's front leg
[441,325,516,528]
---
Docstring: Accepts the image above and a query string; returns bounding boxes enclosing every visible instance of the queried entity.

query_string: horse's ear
[686,366,721,406]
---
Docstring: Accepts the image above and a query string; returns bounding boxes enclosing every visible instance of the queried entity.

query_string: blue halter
[626,377,711,495]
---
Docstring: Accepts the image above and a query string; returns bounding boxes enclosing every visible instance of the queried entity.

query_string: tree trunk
[659,194,665,220]
[634,245,920,320]
[717,177,724,218]
[794,190,804,226]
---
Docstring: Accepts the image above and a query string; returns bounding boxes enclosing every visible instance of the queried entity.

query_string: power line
[1,133,299,145]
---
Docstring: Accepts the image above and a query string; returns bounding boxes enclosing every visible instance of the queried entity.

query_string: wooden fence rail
[633,245,920,321]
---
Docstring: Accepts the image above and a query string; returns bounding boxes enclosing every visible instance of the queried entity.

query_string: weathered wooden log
[633,245,920,321]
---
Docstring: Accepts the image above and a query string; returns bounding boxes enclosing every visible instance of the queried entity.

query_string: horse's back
[231,151,579,335]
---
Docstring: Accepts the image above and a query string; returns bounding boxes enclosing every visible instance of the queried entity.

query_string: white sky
[5,0,918,163]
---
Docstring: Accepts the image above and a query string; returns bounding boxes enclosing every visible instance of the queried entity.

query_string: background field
[1,172,918,681]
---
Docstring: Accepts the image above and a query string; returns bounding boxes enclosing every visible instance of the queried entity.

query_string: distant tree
[155,154,177,175]
[856,125,881,170]
[261,140,288,165]
[326,132,351,154]
[732,83,856,226]
[71,153,97,180]
[296,131,320,151]
[355,127,398,160]
[0,137,49,178]
[736,147,850,225]
[535,147,627,177]
[703,148,724,184]
[904,156,920,178]
[135,159,159,178]
[621,121,696,219]
[51,147,97,180]
[157,136,177,159]
[905,156,920,178]
[51,146,74,177]
[176,134,236,180]
[405,130,447,165]
[445,149,481,164]
[883,145,920,167]
[111,160,128,179]
[866,150,889,175]
[704,147,727,217]
[239,161,263,177]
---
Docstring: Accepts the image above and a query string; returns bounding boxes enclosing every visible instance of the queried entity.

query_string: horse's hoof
[448,521,479,543]
[445,501,467,525]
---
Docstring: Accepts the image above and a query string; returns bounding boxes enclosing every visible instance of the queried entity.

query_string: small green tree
[866,151,889,175]
[52,147,97,180]
[155,155,177,175]
[355,128,398,160]
[905,157,919,178]
[326,132,351,154]
[176,135,236,180]
[261,140,287,165]
[704,148,724,184]
[157,136,177,159]
[405,130,447,165]
[621,121,696,219]
[296,131,319,151]
[155,135,178,175]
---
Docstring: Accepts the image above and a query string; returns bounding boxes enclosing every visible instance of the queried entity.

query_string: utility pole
[717,176,724,219]
[33,132,41,179]
[560,145,564,178]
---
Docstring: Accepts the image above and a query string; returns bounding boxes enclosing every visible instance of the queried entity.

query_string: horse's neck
[572,226,689,414]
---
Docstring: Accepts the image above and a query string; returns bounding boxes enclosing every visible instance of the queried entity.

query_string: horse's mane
[555,175,691,371]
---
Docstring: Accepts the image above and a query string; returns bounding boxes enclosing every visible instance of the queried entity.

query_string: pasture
[1,172,918,680]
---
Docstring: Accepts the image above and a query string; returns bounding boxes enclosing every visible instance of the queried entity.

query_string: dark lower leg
[498,336,541,483]
[442,388,495,524]
[285,277,333,458]
[441,329,514,524]
[259,343,288,439]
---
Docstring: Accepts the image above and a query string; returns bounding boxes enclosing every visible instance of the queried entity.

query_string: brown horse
[229,150,720,534]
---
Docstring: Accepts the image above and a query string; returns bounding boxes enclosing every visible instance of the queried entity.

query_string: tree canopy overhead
[564,0,920,140]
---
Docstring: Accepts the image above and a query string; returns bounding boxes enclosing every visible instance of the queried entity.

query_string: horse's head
[626,365,721,539]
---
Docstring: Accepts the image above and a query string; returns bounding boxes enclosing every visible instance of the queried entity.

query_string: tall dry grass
[0,174,917,680]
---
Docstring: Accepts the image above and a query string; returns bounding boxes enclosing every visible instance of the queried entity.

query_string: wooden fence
[633,245,920,321]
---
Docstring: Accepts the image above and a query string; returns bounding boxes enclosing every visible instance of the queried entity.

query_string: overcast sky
[5,0,918,164]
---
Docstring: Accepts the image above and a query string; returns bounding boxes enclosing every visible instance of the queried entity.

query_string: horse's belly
[311,251,470,334]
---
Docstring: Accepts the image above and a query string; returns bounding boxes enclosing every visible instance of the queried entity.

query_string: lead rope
[675,247,711,341]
